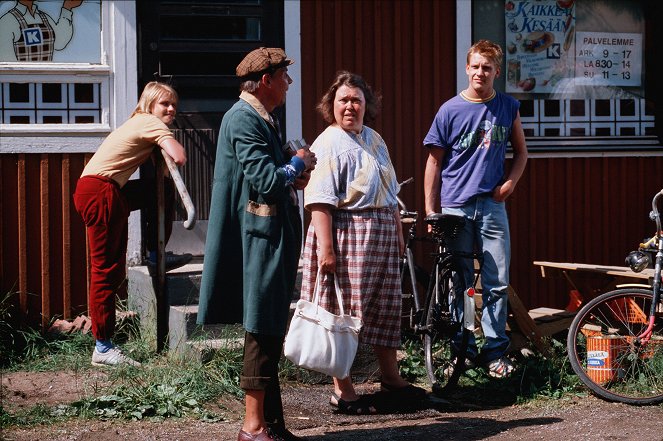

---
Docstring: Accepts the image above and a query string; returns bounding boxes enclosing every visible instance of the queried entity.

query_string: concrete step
[128,261,378,379]
[128,263,204,351]
[168,303,245,359]
[168,300,381,380]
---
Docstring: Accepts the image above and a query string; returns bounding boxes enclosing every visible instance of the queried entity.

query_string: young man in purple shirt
[423,39,528,378]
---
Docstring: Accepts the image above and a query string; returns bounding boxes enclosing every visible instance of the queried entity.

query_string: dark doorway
[136,0,285,255]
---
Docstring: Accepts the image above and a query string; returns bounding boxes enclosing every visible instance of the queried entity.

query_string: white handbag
[284,270,362,379]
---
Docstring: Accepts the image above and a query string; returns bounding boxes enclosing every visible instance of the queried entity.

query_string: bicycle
[567,189,663,405]
[397,178,483,394]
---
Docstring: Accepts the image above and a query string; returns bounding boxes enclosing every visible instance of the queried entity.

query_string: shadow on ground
[305,416,564,440]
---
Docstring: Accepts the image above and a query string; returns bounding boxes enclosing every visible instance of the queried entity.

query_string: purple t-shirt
[423,91,520,207]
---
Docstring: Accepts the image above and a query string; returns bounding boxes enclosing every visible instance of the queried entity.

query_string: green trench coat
[197,99,302,336]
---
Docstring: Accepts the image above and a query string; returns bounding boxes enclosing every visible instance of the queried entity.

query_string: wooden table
[534,261,654,282]
[534,261,653,305]
[506,261,655,357]
[475,261,653,358]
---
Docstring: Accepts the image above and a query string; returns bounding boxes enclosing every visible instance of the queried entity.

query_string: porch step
[128,263,205,352]
[168,303,245,360]
[127,263,302,358]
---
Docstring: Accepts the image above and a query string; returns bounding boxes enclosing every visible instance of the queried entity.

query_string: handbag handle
[311,269,348,317]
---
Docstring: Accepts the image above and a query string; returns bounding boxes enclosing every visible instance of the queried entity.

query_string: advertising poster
[0,0,101,63]
[504,0,576,94]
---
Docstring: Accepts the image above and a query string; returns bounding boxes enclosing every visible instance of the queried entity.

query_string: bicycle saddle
[424,213,466,239]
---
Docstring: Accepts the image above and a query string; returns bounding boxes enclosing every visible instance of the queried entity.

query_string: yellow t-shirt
[81,113,174,187]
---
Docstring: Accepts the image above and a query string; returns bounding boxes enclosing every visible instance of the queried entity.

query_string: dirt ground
[2,370,663,441]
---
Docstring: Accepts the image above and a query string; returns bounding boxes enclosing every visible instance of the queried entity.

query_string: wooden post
[155,152,167,352]
[508,286,553,358]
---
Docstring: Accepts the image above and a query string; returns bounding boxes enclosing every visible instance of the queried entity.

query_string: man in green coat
[197,48,316,441]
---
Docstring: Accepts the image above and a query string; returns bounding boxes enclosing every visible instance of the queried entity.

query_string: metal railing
[154,150,196,351]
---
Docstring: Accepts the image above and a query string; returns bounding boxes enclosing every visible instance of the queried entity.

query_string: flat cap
[236,47,294,79]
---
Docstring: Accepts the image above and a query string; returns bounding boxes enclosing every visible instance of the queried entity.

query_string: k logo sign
[547,43,561,59]
[23,28,44,46]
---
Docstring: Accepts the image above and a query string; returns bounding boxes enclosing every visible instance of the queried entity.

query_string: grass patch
[1,291,587,431]
[72,354,239,421]
[0,297,246,427]
[1,339,244,426]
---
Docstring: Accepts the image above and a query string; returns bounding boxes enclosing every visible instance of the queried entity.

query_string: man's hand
[293,170,310,190]
[295,148,316,171]
[492,180,515,202]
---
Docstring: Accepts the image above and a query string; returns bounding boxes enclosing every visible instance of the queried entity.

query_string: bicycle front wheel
[424,275,470,394]
[567,288,663,405]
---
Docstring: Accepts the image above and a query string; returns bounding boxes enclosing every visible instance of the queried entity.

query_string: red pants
[73,175,174,340]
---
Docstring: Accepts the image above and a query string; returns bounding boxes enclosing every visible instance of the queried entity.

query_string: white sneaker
[91,347,141,367]
[486,356,515,379]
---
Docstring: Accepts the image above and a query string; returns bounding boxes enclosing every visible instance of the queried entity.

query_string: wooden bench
[473,285,573,358]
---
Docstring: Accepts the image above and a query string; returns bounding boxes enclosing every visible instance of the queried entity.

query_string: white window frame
[0,1,137,154]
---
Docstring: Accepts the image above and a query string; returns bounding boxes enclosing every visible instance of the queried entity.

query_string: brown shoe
[238,427,285,441]
[267,423,303,441]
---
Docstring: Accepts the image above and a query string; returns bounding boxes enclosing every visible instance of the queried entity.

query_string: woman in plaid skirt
[299,72,426,415]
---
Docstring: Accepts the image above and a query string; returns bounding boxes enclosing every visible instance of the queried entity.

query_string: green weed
[73,351,242,421]
[397,335,584,405]
[398,338,427,381]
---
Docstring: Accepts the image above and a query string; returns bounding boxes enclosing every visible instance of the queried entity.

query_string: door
[136,0,285,256]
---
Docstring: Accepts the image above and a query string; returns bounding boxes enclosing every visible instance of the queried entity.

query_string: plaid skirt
[300,208,401,348]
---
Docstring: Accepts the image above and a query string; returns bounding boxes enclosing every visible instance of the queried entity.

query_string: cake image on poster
[522,31,555,53]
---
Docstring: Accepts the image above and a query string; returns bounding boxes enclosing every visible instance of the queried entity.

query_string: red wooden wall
[0,154,90,329]
[299,0,663,309]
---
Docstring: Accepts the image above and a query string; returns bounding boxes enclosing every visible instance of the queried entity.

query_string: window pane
[160,16,260,40]
[2,82,100,125]
[473,0,655,142]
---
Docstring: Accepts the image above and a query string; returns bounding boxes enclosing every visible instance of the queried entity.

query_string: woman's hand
[317,248,336,274]
[310,204,335,274]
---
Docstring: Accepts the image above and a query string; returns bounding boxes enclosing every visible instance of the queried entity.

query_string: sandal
[329,393,377,415]
[379,382,427,400]
[486,356,515,379]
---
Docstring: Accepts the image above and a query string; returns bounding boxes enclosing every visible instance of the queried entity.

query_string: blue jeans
[442,196,511,363]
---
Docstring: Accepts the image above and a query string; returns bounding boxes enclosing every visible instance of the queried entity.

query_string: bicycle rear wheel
[567,288,663,405]
[424,274,470,394]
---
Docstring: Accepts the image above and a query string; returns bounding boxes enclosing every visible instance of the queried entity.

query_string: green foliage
[69,346,243,421]
[398,338,427,381]
[513,338,583,401]
[11,329,95,372]
[1,318,250,426]
[0,403,77,427]
[0,289,21,367]
[397,335,585,405]
[74,379,205,420]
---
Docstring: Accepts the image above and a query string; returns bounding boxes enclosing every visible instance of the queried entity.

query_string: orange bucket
[586,335,622,384]
[641,335,663,359]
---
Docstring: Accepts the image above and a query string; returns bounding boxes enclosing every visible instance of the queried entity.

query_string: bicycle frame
[637,190,663,343]
[397,178,481,334]
[566,189,663,405]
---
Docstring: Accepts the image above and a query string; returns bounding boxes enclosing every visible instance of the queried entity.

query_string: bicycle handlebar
[650,190,663,238]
